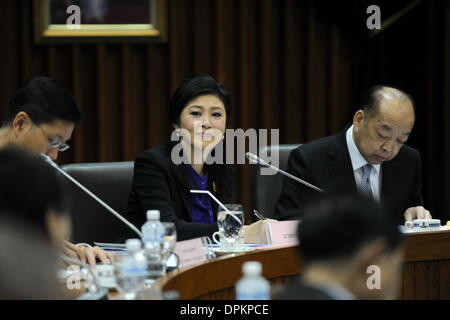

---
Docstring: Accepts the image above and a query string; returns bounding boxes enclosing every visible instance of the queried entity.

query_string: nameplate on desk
[173,238,207,268]
[265,221,300,245]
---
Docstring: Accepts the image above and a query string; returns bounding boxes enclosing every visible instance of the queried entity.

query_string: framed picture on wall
[33,0,168,43]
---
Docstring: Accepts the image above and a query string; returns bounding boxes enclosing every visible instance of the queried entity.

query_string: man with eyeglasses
[0,76,113,266]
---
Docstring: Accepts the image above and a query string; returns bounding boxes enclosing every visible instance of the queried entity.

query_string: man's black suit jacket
[274,126,423,225]
[276,282,336,300]
[125,142,221,241]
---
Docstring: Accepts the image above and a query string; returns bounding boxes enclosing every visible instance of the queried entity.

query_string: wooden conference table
[153,229,450,300]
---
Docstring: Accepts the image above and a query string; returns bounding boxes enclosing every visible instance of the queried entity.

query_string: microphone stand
[246,152,324,192]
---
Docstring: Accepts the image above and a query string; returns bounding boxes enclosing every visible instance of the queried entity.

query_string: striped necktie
[360,164,373,199]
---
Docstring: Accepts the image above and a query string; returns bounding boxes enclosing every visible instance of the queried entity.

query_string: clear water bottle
[141,210,165,279]
[235,261,270,300]
[116,239,147,300]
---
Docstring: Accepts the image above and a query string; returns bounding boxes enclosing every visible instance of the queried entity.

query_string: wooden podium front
[155,230,450,300]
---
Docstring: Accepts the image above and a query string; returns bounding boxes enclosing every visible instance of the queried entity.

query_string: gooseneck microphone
[246,152,324,193]
[39,153,142,237]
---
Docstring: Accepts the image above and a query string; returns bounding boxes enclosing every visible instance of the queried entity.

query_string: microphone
[246,152,324,193]
[39,153,142,237]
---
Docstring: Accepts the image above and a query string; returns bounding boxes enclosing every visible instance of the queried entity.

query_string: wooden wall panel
[215,0,237,117]
[146,45,170,148]
[283,0,306,144]
[193,0,214,76]
[439,261,450,299]
[443,1,450,225]
[121,44,147,160]
[414,261,440,300]
[71,45,84,163]
[76,46,99,163]
[402,263,416,299]
[261,0,282,132]
[169,0,193,90]
[306,2,328,141]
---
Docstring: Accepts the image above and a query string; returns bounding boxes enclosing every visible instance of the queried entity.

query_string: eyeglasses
[37,126,70,152]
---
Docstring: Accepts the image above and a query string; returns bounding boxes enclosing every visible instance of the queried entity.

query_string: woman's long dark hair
[168,76,236,206]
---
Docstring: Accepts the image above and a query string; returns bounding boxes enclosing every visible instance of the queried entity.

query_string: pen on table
[253,209,267,221]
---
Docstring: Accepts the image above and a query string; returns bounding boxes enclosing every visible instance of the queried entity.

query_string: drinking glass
[113,252,146,300]
[216,204,245,251]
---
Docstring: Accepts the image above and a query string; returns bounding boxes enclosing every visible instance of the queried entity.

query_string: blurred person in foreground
[0,218,62,299]
[0,147,113,270]
[276,193,404,300]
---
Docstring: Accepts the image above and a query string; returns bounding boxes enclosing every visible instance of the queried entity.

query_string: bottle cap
[126,239,142,251]
[242,261,262,276]
[147,210,160,220]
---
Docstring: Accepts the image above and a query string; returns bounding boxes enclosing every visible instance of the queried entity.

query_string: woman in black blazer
[126,76,265,241]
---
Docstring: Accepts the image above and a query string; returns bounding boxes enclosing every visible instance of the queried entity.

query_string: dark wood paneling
[440,261,450,299]
[121,44,147,160]
[71,45,84,163]
[306,2,328,141]
[284,0,310,144]
[169,0,193,90]
[402,263,415,299]
[261,0,283,132]
[193,0,214,76]
[443,1,450,224]
[414,262,440,300]
[215,0,237,115]
[146,44,170,148]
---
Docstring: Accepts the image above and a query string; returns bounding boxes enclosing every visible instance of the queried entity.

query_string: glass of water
[217,204,245,251]
[113,251,146,300]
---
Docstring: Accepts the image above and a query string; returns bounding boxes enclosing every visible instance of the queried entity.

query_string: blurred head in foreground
[0,218,62,299]
[0,146,70,245]
[0,147,72,299]
[294,193,404,300]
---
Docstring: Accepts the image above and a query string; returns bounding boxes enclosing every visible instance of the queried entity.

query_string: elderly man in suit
[275,86,431,224]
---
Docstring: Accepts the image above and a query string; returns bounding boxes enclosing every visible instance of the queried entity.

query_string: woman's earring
[177,129,184,141]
